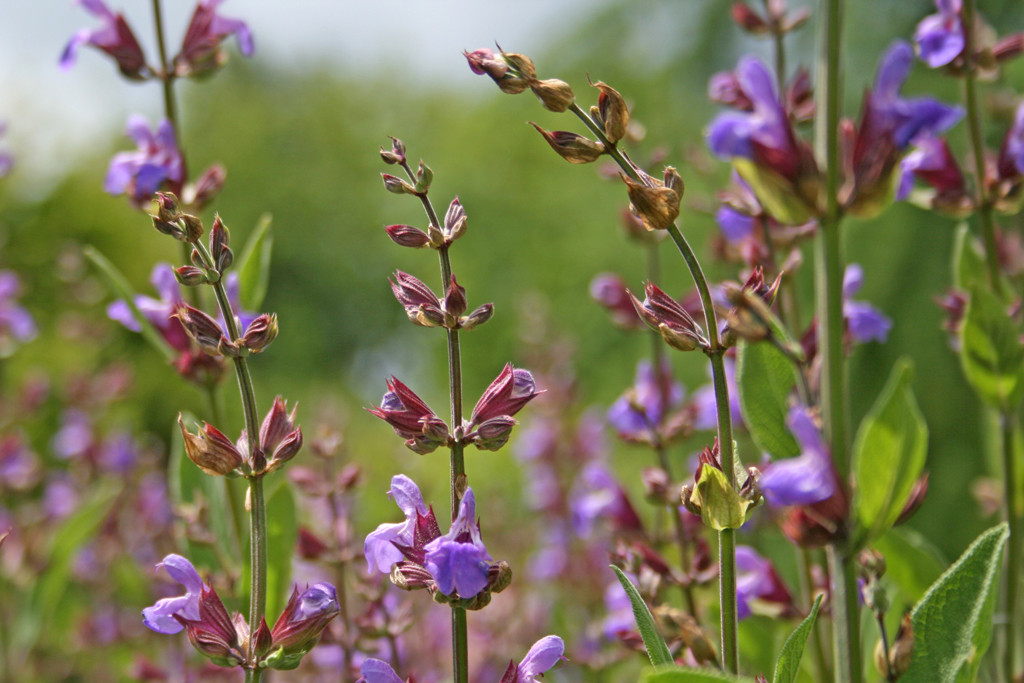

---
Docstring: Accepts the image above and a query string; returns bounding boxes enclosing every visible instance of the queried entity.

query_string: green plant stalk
[1000,410,1021,680]
[814,0,861,681]
[192,238,266,679]
[398,161,470,683]
[960,0,1003,298]
[566,101,740,672]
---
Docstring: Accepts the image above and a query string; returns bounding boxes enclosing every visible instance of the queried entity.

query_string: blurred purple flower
[607,360,684,441]
[505,635,566,683]
[866,41,963,150]
[0,271,37,352]
[360,659,405,683]
[914,0,964,68]
[571,462,642,536]
[100,431,138,474]
[526,524,569,580]
[716,205,756,243]
[364,474,429,573]
[175,0,255,77]
[843,264,892,343]
[142,554,204,634]
[602,574,637,638]
[107,263,191,351]
[44,476,80,519]
[735,546,793,619]
[105,116,184,204]
[896,135,965,200]
[692,357,743,431]
[138,472,173,528]
[51,409,93,460]
[423,488,492,598]
[707,56,793,163]
[59,0,147,77]
[0,434,38,490]
[1002,101,1024,177]
[759,406,835,507]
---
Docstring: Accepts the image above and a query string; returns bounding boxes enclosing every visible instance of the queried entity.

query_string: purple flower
[736,546,792,619]
[51,409,93,460]
[607,360,683,441]
[364,475,429,573]
[423,488,492,598]
[511,635,566,683]
[43,476,79,519]
[107,263,191,352]
[175,0,254,77]
[360,659,404,683]
[759,406,835,507]
[270,582,340,654]
[368,377,449,455]
[1001,101,1024,177]
[716,205,756,244]
[897,135,965,200]
[0,434,39,490]
[142,554,204,634]
[0,271,37,352]
[914,0,964,68]
[707,57,793,164]
[570,462,642,536]
[105,116,184,204]
[843,264,892,343]
[59,0,147,77]
[867,42,963,150]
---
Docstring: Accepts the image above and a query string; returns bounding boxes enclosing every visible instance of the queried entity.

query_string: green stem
[398,160,469,683]
[1001,410,1021,681]
[569,98,738,673]
[960,0,1004,298]
[815,0,860,681]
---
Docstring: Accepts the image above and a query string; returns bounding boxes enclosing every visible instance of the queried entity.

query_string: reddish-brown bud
[443,275,468,320]
[384,224,430,248]
[380,137,406,165]
[591,79,630,143]
[174,266,208,287]
[241,313,278,354]
[531,78,575,113]
[179,415,243,476]
[529,123,604,164]
[622,168,682,231]
[186,164,227,210]
[173,304,226,354]
[731,2,769,33]
[460,303,494,331]
[390,271,444,327]
[381,173,417,195]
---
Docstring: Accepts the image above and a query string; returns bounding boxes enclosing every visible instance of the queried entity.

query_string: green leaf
[265,478,298,620]
[737,340,800,459]
[872,528,946,604]
[851,359,928,549]
[641,667,759,683]
[16,481,120,652]
[611,565,673,668]
[952,223,986,293]
[959,287,1024,410]
[83,245,176,363]
[692,465,752,530]
[901,523,1009,683]
[773,595,822,683]
[236,214,273,311]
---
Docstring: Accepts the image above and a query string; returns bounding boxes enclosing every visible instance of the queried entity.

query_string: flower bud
[154,192,180,223]
[531,78,575,113]
[731,2,769,34]
[622,168,682,230]
[180,214,204,243]
[252,617,273,661]
[384,224,430,248]
[265,583,340,670]
[469,364,541,426]
[390,271,444,327]
[173,304,226,354]
[186,164,226,210]
[380,137,406,165]
[592,80,630,143]
[179,415,243,476]
[241,313,279,354]
[460,303,494,331]
[502,51,536,80]
[182,586,245,667]
[444,197,468,243]
[468,415,518,451]
[529,123,605,164]
[443,276,468,320]
[629,282,707,352]
[381,173,417,195]
[209,216,232,273]
[175,266,209,287]
[415,161,434,194]
[487,560,513,594]
[888,614,914,678]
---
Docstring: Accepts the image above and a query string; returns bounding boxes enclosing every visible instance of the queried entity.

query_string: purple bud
[469,364,541,427]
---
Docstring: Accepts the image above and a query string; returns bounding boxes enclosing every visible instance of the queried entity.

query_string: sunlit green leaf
[737,340,799,459]
[611,565,673,668]
[773,595,822,683]
[265,478,298,620]
[236,214,273,311]
[851,359,928,549]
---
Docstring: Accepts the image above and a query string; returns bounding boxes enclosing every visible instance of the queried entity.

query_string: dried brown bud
[179,415,243,476]
[180,214,204,243]
[591,79,630,143]
[531,78,575,113]
[622,168,682,231]
[501,51,536,80]
[529,122,604,164]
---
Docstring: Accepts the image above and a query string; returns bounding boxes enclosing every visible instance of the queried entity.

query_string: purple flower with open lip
[142,554,204,634]
[735,546,793,619]
[106,116,184,204]
[501,635,566,683]
[914,0,964,68]
[759,406,835,507]
[843,264,892,344]
[707,56,794,166]
[0,271,36,352]
[607,360,683,441]
[866,41,963,151]
[364,474,429,573]
[423,488,493,598]
[896,135,965,201]
[59,0,147,77]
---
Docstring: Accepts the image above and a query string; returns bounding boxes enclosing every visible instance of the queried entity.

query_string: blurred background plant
[1,0,1023,681]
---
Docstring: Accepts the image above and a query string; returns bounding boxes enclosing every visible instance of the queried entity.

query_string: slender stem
[569,98,738,673]
[1000,410,1021,681]
[397,160,469,683]
[960,0,1003,298]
